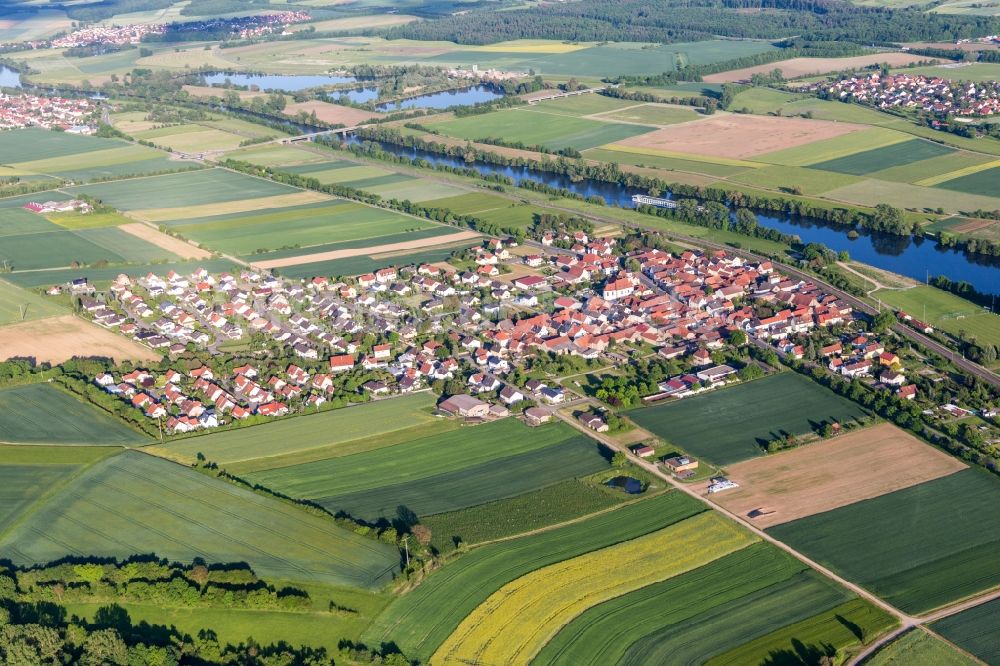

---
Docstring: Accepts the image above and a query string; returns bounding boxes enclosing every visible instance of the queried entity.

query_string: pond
[606,476,644,494]
[375,85,505,111]
[0,66,22,88]
[202,71,360,91]
[342,135,1000,296]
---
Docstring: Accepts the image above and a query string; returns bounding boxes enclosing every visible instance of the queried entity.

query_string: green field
[868,152,994,184]
[247,227,462,262]
[756,127,909,167]
[420,478,630,553]
[432,108,655,151]
[597,103,703,126]
[1,257,239,289]
[769,468,1000,614]
[310,435,611,521]
[811,139,955,176]
[822,178,1000,212]
[727,164,862,195]
[0,451,399,588]
[0,383,143,445]
[584,146,747,177]
[874,285,1000,347]
[0,278,67,323]
[867,629,977,666]
[168,200,438,255]
[157,392,440,466]
[363,491,705,662]
[247,419,597,508]
[67,168,298,210]
[628,373,867,466]
[932,597,1000,664]
[0,127,126,163]
[530,94,638,117]
[935,165,1000,197]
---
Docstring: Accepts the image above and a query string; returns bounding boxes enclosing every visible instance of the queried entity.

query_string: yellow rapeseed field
[432,512,756,665]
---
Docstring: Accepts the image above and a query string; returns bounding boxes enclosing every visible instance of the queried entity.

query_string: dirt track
[707,423,967,528]
[120,223,212,260]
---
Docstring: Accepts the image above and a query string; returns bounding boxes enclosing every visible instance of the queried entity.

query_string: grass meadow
[0,383,143,445]
[157,392,439,466]
[769,468,1000,613]
[433,512,755,665]
[0,452,400,589]
[363,492,704,662]
[875,286,1000,347]
[628,373,867,466]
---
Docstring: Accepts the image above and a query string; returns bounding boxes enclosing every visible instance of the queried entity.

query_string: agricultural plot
[0,278,67,324]
[869,152,995,184]
[769,468,1000,613]
[363,491,705,662]
[822,178,1000,212]
[704,53,930,83]
[529,94,638,117]
[615,114,866,160]
[431,108,656,152]
[1,258,237,289]
[246,419,580,497]
[595,103,703,126]
[434,512,755,665]
[0,314,161,365]
[728,87,895,124]
[0,127,125,163]
[875,285,1000,347]
[226,143,327,168]
[711,423,966,528]
[273,240,475,279]
[868,629,977,666]
[932,597,1000,664]
[67,168,299,211]
[0,452,399,589]
[810,139,955,175]
[628,373,867,466]
[133,124,255,153]
[0,383,143,445]
[727,164,862,195]
[754,127,910,166]
[156,392,439,466]
[0,228,126,271]
[310,436,610,521]
[536,542,863,666]
[934,165,1000,196]
[583,146,750,177]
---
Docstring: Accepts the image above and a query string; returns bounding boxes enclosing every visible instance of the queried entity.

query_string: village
[812,71,1000,117]
[66,223,982,447]
[0,92,95,131]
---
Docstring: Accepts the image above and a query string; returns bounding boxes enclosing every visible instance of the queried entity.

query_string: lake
[203,72,359,91]
[0,66,22,88]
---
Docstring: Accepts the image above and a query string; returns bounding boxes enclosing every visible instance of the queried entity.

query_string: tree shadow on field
[761,639,837,666]
[835,613,864,642]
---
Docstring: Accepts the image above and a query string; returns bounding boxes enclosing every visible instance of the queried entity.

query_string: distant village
[812,72,1000,118]
[0,93,95,132]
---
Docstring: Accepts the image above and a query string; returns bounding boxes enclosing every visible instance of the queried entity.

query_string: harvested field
[704,53,931,83]
[710,423,966,527]
[0,315,159,364]
[252,230,480,269]
[119,223,211,259]
[284,100,381,125]
[615,114,866,159]
[132,191,329,223]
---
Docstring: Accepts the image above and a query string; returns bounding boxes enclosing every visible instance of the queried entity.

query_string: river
[344,135,1000,296]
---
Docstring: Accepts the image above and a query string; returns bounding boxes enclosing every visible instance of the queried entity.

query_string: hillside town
[0,92,95,131]
[814,71,1000,117]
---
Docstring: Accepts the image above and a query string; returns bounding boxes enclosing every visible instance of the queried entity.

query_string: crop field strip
[243,419,590,501]
[931,597,1000,664]
[535,542,862,666]
[0,383,144,445]
[628,372,868,466]
[0,452,400,589]
[809,139,955,176]
[769,468,1000,614]
[273,241,477,279]
[363,491,705,662]
[311,436,611,520]
[156,392,440,465]
[866,628,977,666]
[433,511,755,665]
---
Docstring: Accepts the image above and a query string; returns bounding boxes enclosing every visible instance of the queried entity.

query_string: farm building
[438,394,490,418]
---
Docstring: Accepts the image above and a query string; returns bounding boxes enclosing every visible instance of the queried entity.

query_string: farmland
[363,492,705,662]
[0,383,143,445]
[0,314,161,365]
[0,451,400,589]
[932,597,1000,664]
[0,277,66,324]
[155,392,440,466]
[535,543,879,666]
[243,419,609,520]
[704,53,930,83]
[710,423,966,528]
[628,373,868,466]
[433,511,755,665]
[867,629,977,666]
[874,285,1000,347]
[769,468,1000,613]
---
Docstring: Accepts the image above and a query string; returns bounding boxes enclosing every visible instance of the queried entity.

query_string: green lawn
[0,451,400,589]
[932,597,1000,664]
[157,393,440,465]
[0,383,143,445]
[363,491,705,662]
[433,108,655,152]
[874,285,1000,347]
[769,468,1000,614]
[0,278,67,324]
[628,373,868,466]
[867,629,977,666]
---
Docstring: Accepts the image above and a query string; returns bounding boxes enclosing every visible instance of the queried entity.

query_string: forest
[387,0,1000,46]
